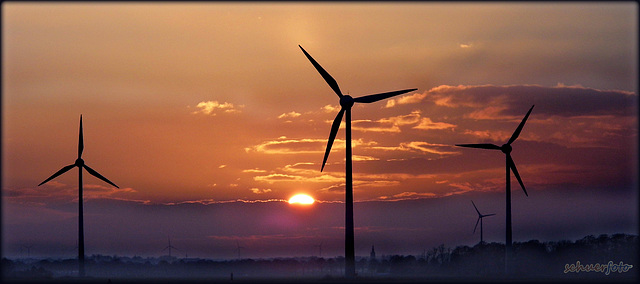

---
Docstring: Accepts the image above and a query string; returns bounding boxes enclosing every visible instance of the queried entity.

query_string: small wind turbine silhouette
[162,236,178,257]
[235,240,244,259]
[471,200,495,244]
[38,115,119,277]
[299,45,416,278]
[21,245,33,258]
[314,242,323,257]
[456,105,534,274]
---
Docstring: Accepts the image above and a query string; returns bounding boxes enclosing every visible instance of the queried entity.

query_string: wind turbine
[299,45,416,278]
[162,236,178,257]
[235,240,244,259]
[21,245,33,258]
[456,105,534,274]
[314,242,323,258]
[38,115,119,277]
[471,200,495,244]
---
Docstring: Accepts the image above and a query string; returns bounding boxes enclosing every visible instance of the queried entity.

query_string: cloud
[192,100,244,116]
[352,119,401,133]
[372,141,461,158]
[253,173,343,184]
[4,183,138,204]
[278,111,301,119]
[413,117,456,130]
[242,168,267,173]
[376,191,437,201]
[385,93,428,108]
[245,138,327,154]
[352,155,379,161]
[322,104,340,113]
[246,137,377,154]
[250,188,272,194]
[410,84,636,117]
[352,111,451,133]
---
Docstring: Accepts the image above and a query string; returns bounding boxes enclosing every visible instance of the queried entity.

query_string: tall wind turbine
[299,45,416,278]
[456,105,534,274]
[471,200,495,244]
[38,115,119,277]
[162,236,178,257]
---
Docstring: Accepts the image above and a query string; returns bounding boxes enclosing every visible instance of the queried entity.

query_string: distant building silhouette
[370,246,376,261]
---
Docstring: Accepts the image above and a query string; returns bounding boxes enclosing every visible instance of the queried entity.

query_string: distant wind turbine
[236,240,244,259]
[314,242,323,258]
[162,236,178,257]
[299,45,416,278]
[21,245,33,258]
[456,105,534,274]
[38,115,119,277]
[471,200,496,244]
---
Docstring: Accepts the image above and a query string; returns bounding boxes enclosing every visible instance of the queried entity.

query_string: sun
[288,194,315,205]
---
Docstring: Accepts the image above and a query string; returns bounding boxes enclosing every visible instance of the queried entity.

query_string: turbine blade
[321,108,345,172]
[507,105,534,145]
[471,200,481,216]
[484,214,496,217]
[78,115,84,159]
[38,164,76,186]
[455,143,501,150]
[299,45,343,97]
[473,217,480,234]
[508,155,528,196]
[353,88,417,103]
[83,164,119,188]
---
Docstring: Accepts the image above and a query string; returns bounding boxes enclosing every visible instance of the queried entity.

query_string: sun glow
[288,194,315,205]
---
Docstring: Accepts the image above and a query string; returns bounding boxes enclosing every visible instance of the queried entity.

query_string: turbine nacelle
[500,144,512,154]
[340,95,355,108]
[75,158,85,167]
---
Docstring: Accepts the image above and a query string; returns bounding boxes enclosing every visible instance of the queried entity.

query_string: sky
[2,2,638,259]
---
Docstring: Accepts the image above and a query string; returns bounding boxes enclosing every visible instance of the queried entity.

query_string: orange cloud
[278,111,301,119]
[413,117,456,130]
[192,100,244,116]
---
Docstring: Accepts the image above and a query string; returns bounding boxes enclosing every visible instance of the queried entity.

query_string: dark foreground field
[3,234,637,283]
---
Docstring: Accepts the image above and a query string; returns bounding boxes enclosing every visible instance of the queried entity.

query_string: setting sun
[288,194,315,205]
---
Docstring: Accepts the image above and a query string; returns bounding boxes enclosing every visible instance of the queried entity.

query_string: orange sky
[2,2,638,258]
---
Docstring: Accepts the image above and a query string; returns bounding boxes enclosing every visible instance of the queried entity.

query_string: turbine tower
[456,105,534,274]
[162,236,178,257]
[471,200,495,244]
[299,45,416,278]
[38,115,119,277]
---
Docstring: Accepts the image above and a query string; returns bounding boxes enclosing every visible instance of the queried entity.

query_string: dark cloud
[392,84,637,118]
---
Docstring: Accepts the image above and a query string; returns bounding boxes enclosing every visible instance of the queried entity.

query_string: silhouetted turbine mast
[471,200,495,244]
[163,236,178,257]
[38,115,119,277]
[315,242,323,257]
[456,105,533,274]
[236,240,244,259]
[299,45,416,278]
[21,245,33,258]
